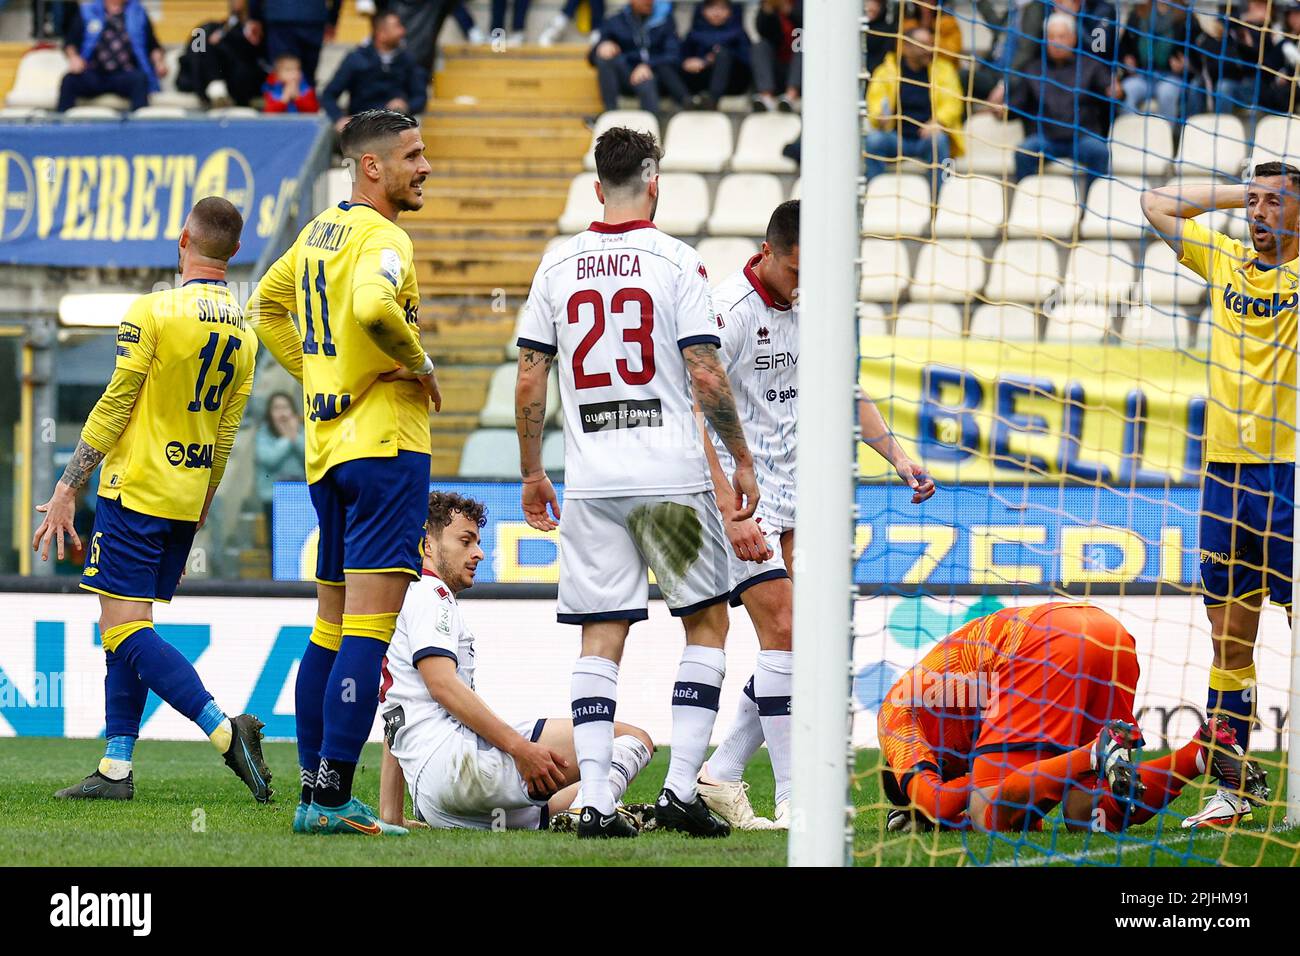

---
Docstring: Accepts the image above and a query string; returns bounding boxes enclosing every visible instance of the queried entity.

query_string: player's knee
[760,614,793,651]
[626,725,655,755]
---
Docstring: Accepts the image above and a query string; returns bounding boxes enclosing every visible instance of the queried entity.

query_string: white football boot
[697,778,778,830]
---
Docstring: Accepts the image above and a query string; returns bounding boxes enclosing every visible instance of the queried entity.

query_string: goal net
[792,0,1300,867]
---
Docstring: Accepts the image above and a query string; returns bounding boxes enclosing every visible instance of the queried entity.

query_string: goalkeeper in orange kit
[878,602,1255,833]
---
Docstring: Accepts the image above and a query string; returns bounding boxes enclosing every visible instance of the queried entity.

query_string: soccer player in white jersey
[514,126,759,839]
[378,492,656,831]
[697,199,937,830]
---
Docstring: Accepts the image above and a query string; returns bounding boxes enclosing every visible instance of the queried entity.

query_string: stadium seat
[0,106,47,119]
[707,173,785,235]
[969,303,1040,340]
[1109,112,1174,178]
[984,239,1062,303]
[1120,303,1192,347]
[583,110,660,170]
[63,105,121,119]
[729,113,801,173]
[789,177,800,200]
[910,239,987,302]
[660,112,733,172]
[1080,177,1147,240]
[893,301,964,337]
[858,237,912,303]
[5,49,65,109]
[1252,114,1300,166]
[696,237,759,284]
[955,113,1023,178]
[132,105,189,119]
[480,363,560,428]
[558,173,602,233]
[208,106,259,119]
[931,175,1005,238]
[59,292,140,327]
[1140,241,1206,307]
[862,173,931,239]
[506,302,529,360]
[1006,175,1079,240]
[1043,303,1113,343]
[458,429,521,479]
[956,14,995,56]
[1065,240,1139,299]
[654,173,710,234]
[151,46,202,110]
[1176,113,1248,178]
[542,429,565,472]
[321,166,352,207]
[857,301,888,341]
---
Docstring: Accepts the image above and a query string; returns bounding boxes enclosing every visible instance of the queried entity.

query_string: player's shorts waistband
[970,741,1073,759]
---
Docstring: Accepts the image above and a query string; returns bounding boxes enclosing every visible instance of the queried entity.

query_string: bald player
[35,197,272,804]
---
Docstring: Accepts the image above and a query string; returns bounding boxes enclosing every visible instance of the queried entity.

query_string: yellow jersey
[251,201,429,483]
[99,280,258,521]
[1179,218,1298,463]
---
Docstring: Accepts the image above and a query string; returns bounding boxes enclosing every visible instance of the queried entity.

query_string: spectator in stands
[1200,0,1290,115]
[451,0,487,44]
[256,392,306,553]
[177,0,268,107]
[1117,1,1207,125]
[248,0,340,88]
[1056,0,1120,64]
[321,11,428,128]
[589,0,689,115]
[1006,12,1120,185]
[384,0,458,76]
[490,0,531,47]
[1276,2,1300,94]
[263,51,319,111]
[864,0,897,76]
[58,0,165,112]
[680,0,751,111]
[864,25,964,192]
[752,0,800,112]
[901,1,962,68]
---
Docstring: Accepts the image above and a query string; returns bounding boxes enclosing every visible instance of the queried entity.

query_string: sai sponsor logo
[165,441,214,469]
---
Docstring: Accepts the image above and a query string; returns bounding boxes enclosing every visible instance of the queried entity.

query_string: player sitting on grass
[879,602,1257,833]
[378,492,656,832]
[34,197,272,804]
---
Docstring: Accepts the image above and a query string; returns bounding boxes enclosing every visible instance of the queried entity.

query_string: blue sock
[1207,686,1253,752]
[295,640,336,804]
[196,700,227,737]
[116,626,217,727]
[318,633,388,807]
[104,735,136,762]
[104,647,149,740]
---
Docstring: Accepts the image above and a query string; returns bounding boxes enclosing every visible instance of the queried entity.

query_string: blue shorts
[309,450,430,586]
[1199,461,1294,608]
[79,496,197,604]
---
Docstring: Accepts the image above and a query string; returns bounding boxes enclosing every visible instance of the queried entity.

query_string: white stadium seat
[969,303,1040,340]
[729,113,801,173]
[1140,241,1206,307]
[584,110,660,170]
[1121,303,1193,347]
[707,173,785,236]
[910,239,987,302]
[654,173,710,235]
[542,430,565,472]
[858,238,912,302]
[1043,303,1113,343]
[695,237,759,285]
[1109,113,1174,178]
[458,429,521,479]
[207,106,259,119]
[558,173,602,233]
[1252,115,1300,166]
[1176,113,1248,178]
[932,175,1005,238]
[984,239,1062,304]
[151,46,202,110]
[789,177,801,200]
[63,105,121,120]
[0,106,48,119]
[320,167,352,208]
[955,113,1023,178]
[1065,240,1139,299]
[893,302,964,338]
[660,112,733,172]
[480,364,559,428]
[6,49,66,109]
[862,173,931,239]
[1006,175,1079,239]
[857,301,889,342]
[1080,177,1147,240]
[132,105,189,119]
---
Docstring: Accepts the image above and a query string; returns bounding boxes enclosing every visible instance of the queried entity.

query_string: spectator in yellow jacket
[901,0,963,68]
[865,26,965,192]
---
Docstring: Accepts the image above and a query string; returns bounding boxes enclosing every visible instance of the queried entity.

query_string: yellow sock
[310,616,343,652]
[341,612,399,644]
[208,720,233,753]
[1208,663,1257,692]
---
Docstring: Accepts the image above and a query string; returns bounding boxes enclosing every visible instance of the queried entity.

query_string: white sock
[571,655,620,815]
[664,644,726,801]
[755,650,794,805]
[704,675,763,782]
[98,757,132,780]
[609,734,652,802]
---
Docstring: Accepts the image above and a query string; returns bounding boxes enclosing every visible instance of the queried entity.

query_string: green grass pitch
[2,738,1296,866]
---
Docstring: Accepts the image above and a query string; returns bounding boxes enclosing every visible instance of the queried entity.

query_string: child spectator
[681,0,751,110]
[263,51,319,111]
[752,0,801,112]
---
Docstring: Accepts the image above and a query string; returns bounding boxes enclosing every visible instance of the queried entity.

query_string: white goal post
[789,0,861,867]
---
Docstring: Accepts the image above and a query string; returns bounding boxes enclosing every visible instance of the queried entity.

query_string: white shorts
[728,523,790,606]
[411,718,549,830]
[557,491,731,624]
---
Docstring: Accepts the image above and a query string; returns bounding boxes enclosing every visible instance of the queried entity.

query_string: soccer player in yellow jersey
[32,197,272,804]
[246,109,439,836]
[1142,163,1296,826]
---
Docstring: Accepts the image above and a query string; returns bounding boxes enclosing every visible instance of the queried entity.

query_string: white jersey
[516,219,723,499]
[709,255,798,528]
[379,573,475,774]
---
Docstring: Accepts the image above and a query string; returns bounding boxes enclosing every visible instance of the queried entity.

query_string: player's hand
[727,516,773,563]
[629,63,654,86]
[65,51,86,74]
[522,475,561,531]
[730,461,760,521]
[378,365,443,412]
[595,40,620,60]
[33,483,81,562]
[513,740,568,799]
[894,456,936,504]
[683,56,706,73]
[386,97,410,113]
